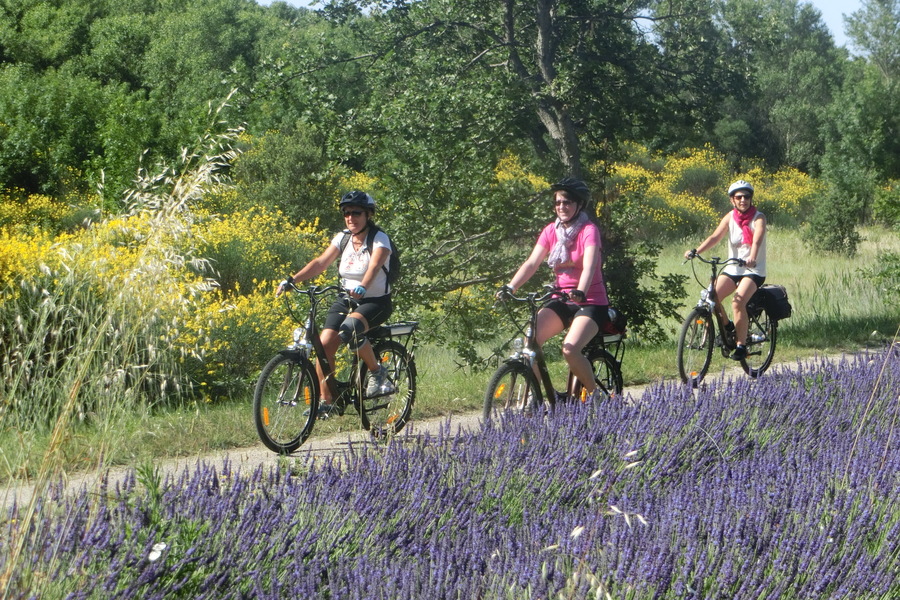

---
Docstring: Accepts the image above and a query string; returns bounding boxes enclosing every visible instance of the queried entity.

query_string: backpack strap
[339,229,352,252]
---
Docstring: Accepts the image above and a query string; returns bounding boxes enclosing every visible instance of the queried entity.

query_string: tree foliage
[0,0,895,352]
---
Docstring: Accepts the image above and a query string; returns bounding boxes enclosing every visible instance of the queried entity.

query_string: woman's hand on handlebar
[496,284,514,301]
[276,276,295,297]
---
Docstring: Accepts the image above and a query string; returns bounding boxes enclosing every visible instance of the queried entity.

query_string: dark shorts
[723,273,766,288]
[323,295,393,331]
[543,300,609,330]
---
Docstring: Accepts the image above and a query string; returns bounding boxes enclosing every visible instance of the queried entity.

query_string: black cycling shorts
[543,300,609,330]
[723,273,766,288]
[323,294,393,332]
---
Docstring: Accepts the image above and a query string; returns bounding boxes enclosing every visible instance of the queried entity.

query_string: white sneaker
[366,365,394,397]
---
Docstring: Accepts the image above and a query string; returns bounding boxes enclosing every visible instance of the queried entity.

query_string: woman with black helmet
[277,191,394,417]
[684,180,767,360]
[500,177,610,403]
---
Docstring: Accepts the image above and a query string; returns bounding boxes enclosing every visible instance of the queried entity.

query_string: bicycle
[484,286,625,420]
[253,282,418,454]
[677,253,778,385]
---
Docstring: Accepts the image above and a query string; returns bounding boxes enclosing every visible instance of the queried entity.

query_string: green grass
[1,227,897,484]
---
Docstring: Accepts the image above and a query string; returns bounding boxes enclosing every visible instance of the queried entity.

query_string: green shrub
[192,203,326,295]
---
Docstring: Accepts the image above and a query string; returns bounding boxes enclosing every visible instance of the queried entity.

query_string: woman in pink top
[503,178,609,402]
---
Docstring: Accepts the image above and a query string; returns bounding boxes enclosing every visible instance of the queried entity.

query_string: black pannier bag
[751,284,792,321]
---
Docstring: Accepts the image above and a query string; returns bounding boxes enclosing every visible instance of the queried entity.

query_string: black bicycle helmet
[339,190,377,213]
[550,177,591,205]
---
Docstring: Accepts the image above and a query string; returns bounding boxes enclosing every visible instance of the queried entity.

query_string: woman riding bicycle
[684,180,767,361]
[501,177,610,403]
[276,191,395,417]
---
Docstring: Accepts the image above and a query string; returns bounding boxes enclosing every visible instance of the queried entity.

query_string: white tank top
[723,211,766,278]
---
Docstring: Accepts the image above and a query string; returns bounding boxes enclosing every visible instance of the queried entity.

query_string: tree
[845,0,900,82]
[298,0,708,347]
[716,0,845,173]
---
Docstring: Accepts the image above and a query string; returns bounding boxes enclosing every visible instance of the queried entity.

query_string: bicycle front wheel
[253,353,319,454]
[363,340,417,438]
[572,348,623,402]
[483,361,542,421]
[740,308,777,378]
[677,307,714,385]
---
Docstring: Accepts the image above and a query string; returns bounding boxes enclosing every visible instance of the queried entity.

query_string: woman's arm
[575,243,599,297]
[687,213,731,258]
[278,245,341,295]
[507,243,550,292]
[746,213,767,267]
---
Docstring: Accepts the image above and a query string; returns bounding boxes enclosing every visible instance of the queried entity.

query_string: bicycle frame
[283,284,360,405]
[689,255,744,355]
[678,253,778,385]
[500,289,558,403]
[256,282,418,448]
[496,287,622,405]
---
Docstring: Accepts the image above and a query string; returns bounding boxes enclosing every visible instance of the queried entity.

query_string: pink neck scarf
[732,206,757,245]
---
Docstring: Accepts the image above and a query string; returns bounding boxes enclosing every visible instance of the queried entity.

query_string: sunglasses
[342,210,365,217]
[554,199,575,207]
[732,194,752,200]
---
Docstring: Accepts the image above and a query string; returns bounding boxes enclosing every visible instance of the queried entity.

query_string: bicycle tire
[571,348,624,402]
[363,340,417,438]
[740,308,778,378]
[483,361,542,421]
[677,307,714,385]
[253,353,319,454]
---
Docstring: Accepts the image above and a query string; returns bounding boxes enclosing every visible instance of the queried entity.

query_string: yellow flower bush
[0,191,75,233]
[494,153,550,192]
[193,206,326,294]
[606,144,812,239]
[175,288,294,399]
[0,230,56,292]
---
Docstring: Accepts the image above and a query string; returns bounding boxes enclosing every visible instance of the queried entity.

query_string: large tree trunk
[504,0,583,176]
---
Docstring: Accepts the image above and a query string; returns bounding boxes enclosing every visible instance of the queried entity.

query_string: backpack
[339,225,401,291]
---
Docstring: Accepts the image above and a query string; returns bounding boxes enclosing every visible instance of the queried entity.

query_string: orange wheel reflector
[494,383,507,398]
[304,387,311,405]
[386,414,398,425]
[580,388,587,402]
[262,407,270,427]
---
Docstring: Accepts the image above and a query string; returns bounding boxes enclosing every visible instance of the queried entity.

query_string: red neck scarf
[732,206,757,245]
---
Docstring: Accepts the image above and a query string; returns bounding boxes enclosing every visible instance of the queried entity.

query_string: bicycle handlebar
[684,253,746,268]
[496,284,570,305]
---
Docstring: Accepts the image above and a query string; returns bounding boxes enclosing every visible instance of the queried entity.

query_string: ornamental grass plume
[0,97,248,599]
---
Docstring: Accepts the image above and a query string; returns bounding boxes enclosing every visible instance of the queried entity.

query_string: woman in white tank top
[684,180,767,361]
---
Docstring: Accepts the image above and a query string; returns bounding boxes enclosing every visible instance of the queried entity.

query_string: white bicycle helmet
[727,180,754,196]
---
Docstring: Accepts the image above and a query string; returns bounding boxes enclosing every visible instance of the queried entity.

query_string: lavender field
[3,350,899,599]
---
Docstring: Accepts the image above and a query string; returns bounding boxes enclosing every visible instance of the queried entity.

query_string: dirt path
[2,406,491,512]
[1,355,846,511]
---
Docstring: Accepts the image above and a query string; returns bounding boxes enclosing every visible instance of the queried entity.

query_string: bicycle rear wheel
[572,348,623,402]
[253,353,319,454]
[363,340,417,438]
[740,308,777,378]
[483,361,542,421]
[677,307,714,385]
